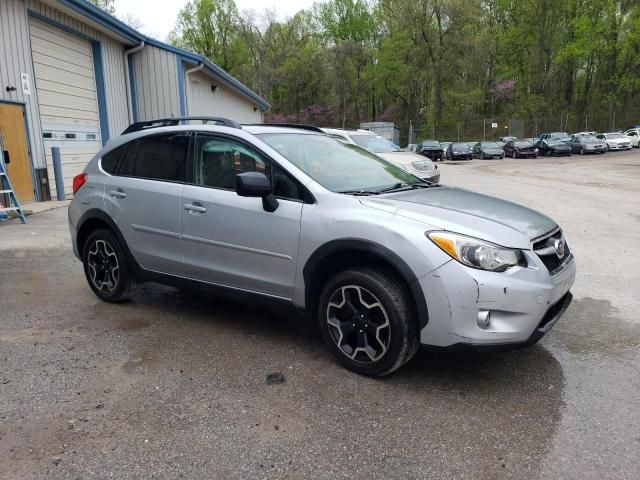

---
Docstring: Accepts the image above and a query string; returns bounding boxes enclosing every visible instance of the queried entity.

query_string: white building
[0,0,270,202]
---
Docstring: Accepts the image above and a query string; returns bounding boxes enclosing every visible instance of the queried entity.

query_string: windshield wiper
[373,182,437,193]
[337,189,378,196]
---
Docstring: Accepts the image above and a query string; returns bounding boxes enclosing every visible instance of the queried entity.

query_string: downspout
[124,41,145,124]
[184,63,205,115]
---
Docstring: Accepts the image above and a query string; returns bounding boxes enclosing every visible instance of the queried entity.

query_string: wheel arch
[75,209,139,272]
[303,239,429,330]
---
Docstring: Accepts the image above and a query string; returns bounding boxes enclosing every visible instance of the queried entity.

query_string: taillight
[72,173,88,194]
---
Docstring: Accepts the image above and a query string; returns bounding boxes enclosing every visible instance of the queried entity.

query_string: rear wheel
[318,268,419,377]
[83,229,137,302]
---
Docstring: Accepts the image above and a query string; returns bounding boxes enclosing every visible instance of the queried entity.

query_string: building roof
[54,0,270,111]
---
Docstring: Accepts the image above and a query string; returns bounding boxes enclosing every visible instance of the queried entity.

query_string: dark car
[535,139,572,156]
[445,142,473,160]
[418,140,444,161]
[568,135,607,155]
[503,140,538,159]
[538,132,571,143]
[473,141,504,159]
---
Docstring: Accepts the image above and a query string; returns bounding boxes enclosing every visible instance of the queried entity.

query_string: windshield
[481,142,501,148]
[422,141,441,148]
[515,141,533,147]
[582,136,599,143]
[259,133,422,193]
[546,140,565,146]
[452,142,469,149]
[350,135,400,153]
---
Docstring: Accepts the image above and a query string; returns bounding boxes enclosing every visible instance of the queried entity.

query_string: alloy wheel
[326,285,391,364]
[87,239,120,293]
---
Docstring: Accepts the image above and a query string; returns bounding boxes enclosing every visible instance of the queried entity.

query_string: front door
[182,133,304,299]
[0,103,34,203]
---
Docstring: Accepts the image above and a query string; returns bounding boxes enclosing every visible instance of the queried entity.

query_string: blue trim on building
[127,55,138,122]
[28,10,96,41]
[50,0,270,111]
[176,57,187,116]
[0,100,40,201]
[91,42,110,144]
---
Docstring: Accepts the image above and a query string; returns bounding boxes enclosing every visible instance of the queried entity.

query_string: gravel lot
[1,149,639,479]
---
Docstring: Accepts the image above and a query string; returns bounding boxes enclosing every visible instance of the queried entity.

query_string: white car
[573,131,599,137]
[596,132,632,151]
[322,128,440,183]
[624,129,640,148]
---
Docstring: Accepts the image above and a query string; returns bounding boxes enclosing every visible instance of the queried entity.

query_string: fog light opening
[477,310,492,330]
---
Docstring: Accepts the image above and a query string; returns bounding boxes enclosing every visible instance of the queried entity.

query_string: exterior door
[182,133,304,299]
[104,133,189,276]
[0,103,34,203]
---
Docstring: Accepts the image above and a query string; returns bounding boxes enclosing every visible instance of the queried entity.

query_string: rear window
[100,145,126,174]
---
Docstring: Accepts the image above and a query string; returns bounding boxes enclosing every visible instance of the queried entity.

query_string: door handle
[184,203,207,213]
[110,190,126,198]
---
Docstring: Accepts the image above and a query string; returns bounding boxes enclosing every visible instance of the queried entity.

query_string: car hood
[481,148,504,154]
[360,186,557,248]
[607,137,630,144]
[550,143,571,149]
[377,151,431,165]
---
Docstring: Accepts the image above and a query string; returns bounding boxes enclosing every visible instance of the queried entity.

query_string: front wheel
[318,268,419,377]
[512,151,517,159]
[83,229,137,302]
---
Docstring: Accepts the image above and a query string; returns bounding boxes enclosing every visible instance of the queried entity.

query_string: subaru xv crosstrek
[68,118,576,377]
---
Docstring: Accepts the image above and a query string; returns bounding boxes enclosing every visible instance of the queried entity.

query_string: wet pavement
[1,150,639,479]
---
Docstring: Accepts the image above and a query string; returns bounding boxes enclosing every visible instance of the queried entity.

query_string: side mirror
[236,171,279,212]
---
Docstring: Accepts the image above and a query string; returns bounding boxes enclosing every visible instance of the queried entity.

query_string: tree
[88,0,115,15]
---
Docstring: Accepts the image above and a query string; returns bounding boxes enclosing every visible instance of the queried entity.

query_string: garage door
[29,17,102,198]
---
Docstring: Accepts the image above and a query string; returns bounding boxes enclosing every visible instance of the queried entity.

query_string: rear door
[181,133,304,299]
[104,132,189,275]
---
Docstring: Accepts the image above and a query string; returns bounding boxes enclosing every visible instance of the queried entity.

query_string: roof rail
[244,123,324,133]
[122,116,241,135]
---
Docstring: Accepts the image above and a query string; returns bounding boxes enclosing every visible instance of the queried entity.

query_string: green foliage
[170,0,640,142]
[88,0,115,15]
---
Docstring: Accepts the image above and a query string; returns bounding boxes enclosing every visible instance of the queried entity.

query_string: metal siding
[186,70,262,123]
[131,45,180,120]
[0,0,45,175]
[0,0,129,177]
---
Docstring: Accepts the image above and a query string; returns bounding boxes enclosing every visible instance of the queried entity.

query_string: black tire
[317,268,419,377]
[581,147,585,155]
[82,229,137,302]
[512,151,517,159]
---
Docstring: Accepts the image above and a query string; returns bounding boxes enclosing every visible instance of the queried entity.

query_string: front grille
[532,229,572,274]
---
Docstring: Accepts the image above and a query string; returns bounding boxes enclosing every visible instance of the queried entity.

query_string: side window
[100,144,126,174]
[116,133,188,181]
[193,134,304,201]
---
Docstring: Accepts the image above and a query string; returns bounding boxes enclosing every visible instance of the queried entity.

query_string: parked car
[623,129,640,148]
[69,118,575,377]
[535,139,572,157]
[498,136,518,147]
[445,142,473,160]
[473,141,505,159]
[568,135,607,154]
[572,131,598,137]
[407,143,418,152]
[418,140,444,161]
[538,132,570,142]
[596,132,632,151]
[440,142,452,154]
[322,128,440,183]
[503,140,538,159]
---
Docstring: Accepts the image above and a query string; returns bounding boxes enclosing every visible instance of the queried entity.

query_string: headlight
[411,160,435,172]
[427,231,526,272]
[534,148,539,153]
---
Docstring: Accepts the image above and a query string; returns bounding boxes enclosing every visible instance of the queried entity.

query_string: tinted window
[100,145,125,174]
[193,134,304,201]
[130,134,188,181]
[118,141,138,176]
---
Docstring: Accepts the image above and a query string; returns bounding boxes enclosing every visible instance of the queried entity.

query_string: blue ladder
[0,139,26,224]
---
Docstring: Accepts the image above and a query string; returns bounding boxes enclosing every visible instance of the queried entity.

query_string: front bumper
[608,143,631,150]
[417,251,576,348]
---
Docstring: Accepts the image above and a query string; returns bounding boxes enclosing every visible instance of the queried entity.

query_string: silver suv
[69,118,576,377]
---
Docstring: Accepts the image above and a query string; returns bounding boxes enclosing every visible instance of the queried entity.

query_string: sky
[113,0,317,41]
